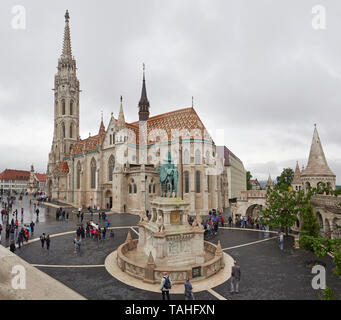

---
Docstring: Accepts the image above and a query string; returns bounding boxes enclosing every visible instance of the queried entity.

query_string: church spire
[138,63,150,121]
[62,10,72,59]
[117,96,126,128]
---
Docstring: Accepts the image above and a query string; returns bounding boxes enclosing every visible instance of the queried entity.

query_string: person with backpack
[160,272,172,300]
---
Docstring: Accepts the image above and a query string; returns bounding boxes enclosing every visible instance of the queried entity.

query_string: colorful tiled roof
[130,107,211,144]
[57,161,69,174]
[71,121,106,154]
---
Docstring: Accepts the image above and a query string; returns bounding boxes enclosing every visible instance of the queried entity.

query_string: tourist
[184,278,194,300]
[46,235,51,250]
[80,212,84,223]
[0,224,2,242]
[279,232,284,251]
[230,260,241,294]
[74,236,81,253]
[228,216,233,227]
[40,233,46,248]
[102,227,106,239]
[30,221,35,233]
[160,272,172,300]
[17,232,23,249]
[9,241,16,253]
[110,229,115,238]
[36,208,39,218]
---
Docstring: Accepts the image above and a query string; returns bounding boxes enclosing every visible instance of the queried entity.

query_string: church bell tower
[51,10,80,162]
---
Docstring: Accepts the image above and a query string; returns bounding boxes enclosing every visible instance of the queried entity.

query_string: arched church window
[195,149,201,165]
[207,175,210,192]
[184,171,189,193]
[108,155,115,181]
[149,184,152,193]
[134,184,137,193]
[183,149,190,165]
[62,123,65,139]
[76,162,81,189]
[206,151,210,164]
[196,171,201,193]
[62,100,66,115]
[129,184,132,194]
[153,184,156,194]
[90,158,96,189]
[70,101,73,115]
[110,135,112,145]
[70,124,73,138]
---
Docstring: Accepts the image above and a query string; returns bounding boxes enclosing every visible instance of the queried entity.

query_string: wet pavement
[1,195,341,300]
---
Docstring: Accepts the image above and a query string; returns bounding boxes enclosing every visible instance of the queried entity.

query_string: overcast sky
[0,0,340,184]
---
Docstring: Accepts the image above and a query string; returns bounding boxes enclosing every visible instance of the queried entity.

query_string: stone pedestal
[138,197,205,267]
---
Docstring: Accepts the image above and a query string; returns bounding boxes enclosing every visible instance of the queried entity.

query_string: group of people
[159,260,242,300]
[39,233,51,250]
[235,215,266,230]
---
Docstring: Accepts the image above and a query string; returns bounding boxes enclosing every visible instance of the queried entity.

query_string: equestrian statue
[156,152,178,198]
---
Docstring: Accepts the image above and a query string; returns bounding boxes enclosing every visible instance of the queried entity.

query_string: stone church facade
[46,11,243,215]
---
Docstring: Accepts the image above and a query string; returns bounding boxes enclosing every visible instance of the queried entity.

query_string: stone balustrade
[116,239,225,284]
[311,195,341,212]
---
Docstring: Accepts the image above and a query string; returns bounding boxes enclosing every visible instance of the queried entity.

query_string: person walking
[231,260,241,294]
[184,278,194,300]
[74,236,81,253]
[160,272,172,300]
[279,232,284,251]
[40,233,46,248]
[9,241,16,253]
[30,221,35,233]
[80,212,84,223]
[46,235,50,250]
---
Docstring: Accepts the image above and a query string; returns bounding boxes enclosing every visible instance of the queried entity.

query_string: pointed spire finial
[138,65,150,121]
[192,96,194,108]
[101,110,103,122]
[65,10,70,22]
[62,10,72,58]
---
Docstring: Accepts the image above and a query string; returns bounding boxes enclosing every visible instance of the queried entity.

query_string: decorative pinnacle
[101,110,103,122]
[65,10,70,22]
[143,63,145,78]
[192,96,194,108]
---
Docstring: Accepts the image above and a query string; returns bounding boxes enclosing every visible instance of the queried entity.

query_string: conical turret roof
[292,162,301,184]
[266,174,273,188]
[301,126,335,177]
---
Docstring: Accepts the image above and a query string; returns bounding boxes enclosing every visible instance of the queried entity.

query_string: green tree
[260,185,306,235]
[300,203,320,238]
[276,168,294,190]
[246,171,252,190]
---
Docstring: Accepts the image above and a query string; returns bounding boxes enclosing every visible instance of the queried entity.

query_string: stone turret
[266,175,274,189]
[301,125,336,191]
[291,162,302,191]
